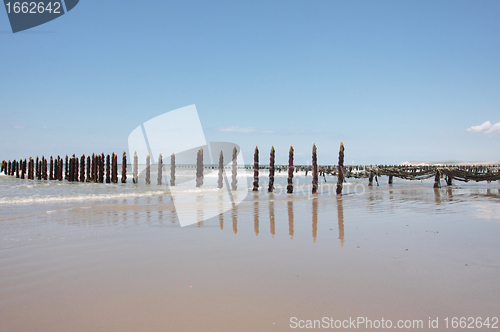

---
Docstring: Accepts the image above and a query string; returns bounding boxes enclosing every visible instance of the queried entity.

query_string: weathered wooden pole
[433,169,441,188]
[133,151,138,184]
[79,155,85,182]
[388,175,393,184]
[336,141,344,196]
[146,154,151,185]
[64,155,69,180]
[253,146,259,191]
[92,153,96,182]
[368,171,374,186]
[112,153,118,183]
[287,145,294,194]
[170,153,175,186]
[43,157,47,180]
[231,147,237,191]
[58,156,62,181]
[1,161,4,175]
[73,155,78,181]
[100,153,105,183]
[217,151,223,189]
[312,143,318,194]
[196,148,203,187]
[106,154,111,183]
[157,153,163,185]
[21,159,26,179]
[15,160,20,178]
[49,157,54,180]
[69,157,74,182]
[86,156,91,182]
[121,152,127,183]
[446,175,452,186]
[268,146,275,193]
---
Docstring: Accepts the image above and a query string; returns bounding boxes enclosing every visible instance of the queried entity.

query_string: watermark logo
[3,0,79,33]
[128,105,249,227]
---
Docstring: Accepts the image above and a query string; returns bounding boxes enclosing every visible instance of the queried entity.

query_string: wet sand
[1,180,500,331]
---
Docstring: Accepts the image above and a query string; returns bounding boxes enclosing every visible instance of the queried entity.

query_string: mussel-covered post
[133,151,138,184]
[121,152,127,183]
[112,153,118,183]
[145,154,151,185]
[80,155,85,182]
[100,153,105,183]
[106,154,111,183]
[86,156,91,182]
[287,145,294,194]
[253,146,259,191]
[268,146,275,193]
[196,148,203,187]
[170,153,175,186]
[434,169,441,188]
[231,147,237,191]
[336,141,344,196]
[217,151,223,189]
[312,143,318,194]
[157,153,162,185]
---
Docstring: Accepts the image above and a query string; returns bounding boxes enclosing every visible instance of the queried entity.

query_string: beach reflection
[312,198,318,243]
[288,200,294,240]
[337,196,345,248]
[269,199,275,238]
[254,200,259,236]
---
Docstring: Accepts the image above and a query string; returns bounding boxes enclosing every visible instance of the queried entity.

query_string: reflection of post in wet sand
[219,193,224,230]
[232,206,237,235]
[288,200,294,240]
[269,199,275,238]
[337,196,345,248]
[197,195,203,229]
[434,188,441,204]
[254,201,259,236]
[312,197,318,243]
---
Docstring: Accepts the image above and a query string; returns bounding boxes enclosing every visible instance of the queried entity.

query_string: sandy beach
[1,174,499,331]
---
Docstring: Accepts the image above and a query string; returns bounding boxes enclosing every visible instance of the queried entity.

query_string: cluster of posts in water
[2,142,499,193]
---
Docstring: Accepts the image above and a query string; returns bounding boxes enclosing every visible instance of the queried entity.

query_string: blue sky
[1,0,499,165]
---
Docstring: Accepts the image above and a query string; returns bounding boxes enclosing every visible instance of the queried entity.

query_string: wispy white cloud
[467,121,500,134]
[14,125,26,130]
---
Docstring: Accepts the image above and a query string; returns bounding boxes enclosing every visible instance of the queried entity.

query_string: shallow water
[1,173,499,331]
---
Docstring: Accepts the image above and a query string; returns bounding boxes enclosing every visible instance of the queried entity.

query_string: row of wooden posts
[0,143,347,195]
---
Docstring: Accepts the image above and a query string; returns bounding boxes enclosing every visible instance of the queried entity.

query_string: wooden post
[433,169,441,188]
[133,151,138,184]
[336,141,344,196]
[106,154,111,183]
[217,151,223,189]
[157,153,163,185]
[312,143,318,194]
[446,175,452,186]
[80,155,85,182]
[388,175,393,184]
[21,159,26,179]
[64,155,68,180]
[268,146,275,193]
[170,153,175,186]
[231,147,237,191]
[49,157,54,180]
[146,154,151,184]
[100,153,105,183]
[86,156,91,182]
[121,152,127,183]
[92,153,96,182]
[43,157,47,180]
[368,171,374,186]
[112,153,118,183]
[196,148,203,187]
[253,146,259,191]
[287,145,294,194]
